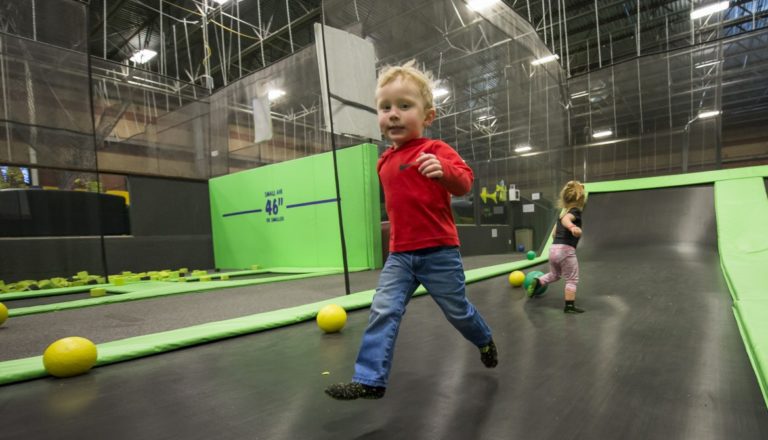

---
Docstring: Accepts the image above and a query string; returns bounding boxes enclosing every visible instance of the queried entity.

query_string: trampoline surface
[1,185,767,439]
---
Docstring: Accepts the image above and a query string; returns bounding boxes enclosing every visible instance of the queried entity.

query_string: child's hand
[570,226,582,237]
[415,153,443,179]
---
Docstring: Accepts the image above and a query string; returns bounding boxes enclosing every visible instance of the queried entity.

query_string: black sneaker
[526,278,539,298]
[480,339,498,368]
[564,305,585,314]
[325,382,386,400]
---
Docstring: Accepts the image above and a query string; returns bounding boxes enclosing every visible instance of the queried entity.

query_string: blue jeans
[352,247,493,387]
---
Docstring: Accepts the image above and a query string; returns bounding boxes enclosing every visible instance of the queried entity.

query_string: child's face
[376,77,435,148]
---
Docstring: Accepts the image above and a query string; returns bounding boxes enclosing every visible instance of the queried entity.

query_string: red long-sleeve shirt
[377,137,473,252]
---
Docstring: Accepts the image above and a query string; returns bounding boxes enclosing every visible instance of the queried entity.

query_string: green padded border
[733,302,768,408]
[1,284,106,301]
[7,269,353,318]
[714,178,768,301]
[0,252,551,385]
[714,177,768,406]
[584,165,768,193]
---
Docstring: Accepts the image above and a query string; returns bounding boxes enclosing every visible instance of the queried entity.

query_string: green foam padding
[177,267,340,282]
[209,143,382,271]
[7,270,346,318]
[714,177,768,407]
[715,178,768,301]
[0,253,549,385]
[0,284,107,301]
[585,165,768,193]
[733,301,768,407]
[105,282,180,294]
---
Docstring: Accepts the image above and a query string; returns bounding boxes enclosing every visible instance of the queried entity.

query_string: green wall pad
[585,165,768,193]
[715,178,768,301]
[733,301,768,407]
[209,143,382,270]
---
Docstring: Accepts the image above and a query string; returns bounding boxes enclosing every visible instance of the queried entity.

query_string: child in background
[527,181,586,313]
[325,61,497,400]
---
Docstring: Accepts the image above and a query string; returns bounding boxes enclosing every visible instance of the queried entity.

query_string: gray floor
[1,185,767,439]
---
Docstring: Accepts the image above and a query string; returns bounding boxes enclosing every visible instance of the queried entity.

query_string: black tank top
[553,207,582,248]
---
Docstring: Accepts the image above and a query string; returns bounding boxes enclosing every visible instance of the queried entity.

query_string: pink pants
[539,244,579,293]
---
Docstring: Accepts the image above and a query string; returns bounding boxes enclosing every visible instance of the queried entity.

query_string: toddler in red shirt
[326,61,497,400]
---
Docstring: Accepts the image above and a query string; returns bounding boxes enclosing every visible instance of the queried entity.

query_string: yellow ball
[316,304,347,333]
[43,337,98,378]
[508,270,525,287]
[0,302,7,326]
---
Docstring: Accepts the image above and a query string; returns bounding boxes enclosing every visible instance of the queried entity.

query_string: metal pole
[562,0,570,76]
[103,0,107,58]
[595,0,601,68]
[318,8,351,296]
[285,0,294,52]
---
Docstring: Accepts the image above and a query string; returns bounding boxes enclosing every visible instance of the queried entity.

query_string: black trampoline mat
[1,185,767,439]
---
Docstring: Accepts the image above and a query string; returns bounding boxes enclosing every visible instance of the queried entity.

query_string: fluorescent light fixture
[570,91,588,99]
[477,115,492,121]
[690,1,729,20]
[695,60,722,68]
[129,49,157,64]
[433,87,449,98]
[267,89,286,101]
[514,145,532,153]
[697,110,721,119]
[531,54,559,66]
[592,129,613,139]
[467,0,499,11]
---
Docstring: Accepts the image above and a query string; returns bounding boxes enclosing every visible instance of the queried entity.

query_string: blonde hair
[558,180,586,211]
[376,59,434,111]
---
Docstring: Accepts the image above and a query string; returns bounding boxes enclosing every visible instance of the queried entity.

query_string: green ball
[523,271,547,296]
[526,250,536,260]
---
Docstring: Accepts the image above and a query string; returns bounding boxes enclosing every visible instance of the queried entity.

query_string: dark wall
[0,177,214,282]
[509,197,557,255]
[0,236,214,281]
[381,222,512,261]
[0,190,128,237]
[457,225,512,256]
[127,176,212,236]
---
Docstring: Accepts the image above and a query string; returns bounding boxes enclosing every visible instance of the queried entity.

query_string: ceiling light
[570,91,588,99]
[267,89,286,101]
[129,49,157,64]
[697,110,721,119]
[695,60,722,68]
[690,2,729,20]
[466,0,499,11]
[515,145,532,153]
[592,129,613,139]
[531,54,559,66]
[477,115,492,121]
[433,87,449,98]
